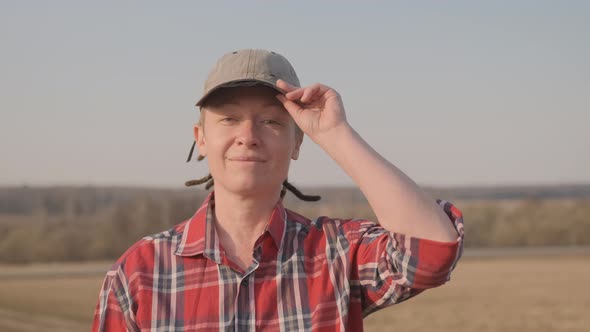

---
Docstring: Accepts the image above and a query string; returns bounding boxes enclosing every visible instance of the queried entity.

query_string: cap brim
[195,79,286,107]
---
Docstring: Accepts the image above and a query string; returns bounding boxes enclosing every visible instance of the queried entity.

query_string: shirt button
[241,279,248,286]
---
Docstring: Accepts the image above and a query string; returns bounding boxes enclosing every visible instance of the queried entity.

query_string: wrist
[314,122,356,154]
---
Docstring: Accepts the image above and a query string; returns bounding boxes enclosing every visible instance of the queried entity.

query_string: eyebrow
[223,101,281,108]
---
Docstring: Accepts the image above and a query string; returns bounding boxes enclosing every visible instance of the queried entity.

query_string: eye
[220,117,237,123]
[262,119,281,126]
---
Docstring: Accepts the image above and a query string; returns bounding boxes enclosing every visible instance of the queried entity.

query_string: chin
[222,176,282,197]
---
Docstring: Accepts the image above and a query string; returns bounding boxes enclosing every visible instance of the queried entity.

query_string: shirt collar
[175,191,286,258]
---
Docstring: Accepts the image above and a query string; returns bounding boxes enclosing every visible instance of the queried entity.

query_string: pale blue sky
[1,1,588,188]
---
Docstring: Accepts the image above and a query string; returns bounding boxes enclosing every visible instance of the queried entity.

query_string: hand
[275,79,348,143]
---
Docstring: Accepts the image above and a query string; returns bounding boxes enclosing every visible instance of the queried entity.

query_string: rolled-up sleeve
[349,199,464,316]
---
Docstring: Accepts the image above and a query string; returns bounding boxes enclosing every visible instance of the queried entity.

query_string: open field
[3,185,590,263]
[365,254,590,332]
[0,252,588,331]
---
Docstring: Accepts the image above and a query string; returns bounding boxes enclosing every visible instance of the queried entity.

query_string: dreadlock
[185,142,320,202]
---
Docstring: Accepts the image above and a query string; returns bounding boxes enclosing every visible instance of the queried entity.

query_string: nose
[236,120,260,147]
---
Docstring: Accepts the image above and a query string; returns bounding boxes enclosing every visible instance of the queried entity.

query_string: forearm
[316,124,458,242]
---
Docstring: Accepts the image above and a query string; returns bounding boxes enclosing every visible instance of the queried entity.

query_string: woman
[93,49,464,331]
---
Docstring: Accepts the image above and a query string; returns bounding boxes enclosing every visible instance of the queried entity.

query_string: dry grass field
[365,254,590,332]
[0,254,588,332]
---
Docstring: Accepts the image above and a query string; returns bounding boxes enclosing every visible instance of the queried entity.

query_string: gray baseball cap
[195,49,301,106]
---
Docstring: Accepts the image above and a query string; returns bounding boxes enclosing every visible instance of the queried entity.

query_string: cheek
[271,138,299,166]
[201,127,231,154]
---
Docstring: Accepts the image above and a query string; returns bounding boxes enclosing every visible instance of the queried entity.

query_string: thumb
[275,94,303,118]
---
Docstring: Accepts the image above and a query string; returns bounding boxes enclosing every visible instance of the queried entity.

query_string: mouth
[227,156,266,162]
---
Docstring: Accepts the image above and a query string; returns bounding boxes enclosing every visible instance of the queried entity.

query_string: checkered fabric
[93,192,464,331]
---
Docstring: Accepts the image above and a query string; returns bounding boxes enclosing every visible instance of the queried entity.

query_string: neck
[212,185,281,251]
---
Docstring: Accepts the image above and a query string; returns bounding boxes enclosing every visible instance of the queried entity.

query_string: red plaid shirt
[93,192,464,331]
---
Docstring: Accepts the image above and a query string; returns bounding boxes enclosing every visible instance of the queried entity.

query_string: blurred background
[1,1,588,331]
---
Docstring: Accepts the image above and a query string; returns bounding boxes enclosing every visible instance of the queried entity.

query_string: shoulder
[107,219,190,275]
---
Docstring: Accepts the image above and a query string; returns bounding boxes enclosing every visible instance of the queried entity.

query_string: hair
[184,86,321,202]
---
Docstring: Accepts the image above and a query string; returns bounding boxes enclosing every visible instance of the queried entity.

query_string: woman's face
[194,85,303,197]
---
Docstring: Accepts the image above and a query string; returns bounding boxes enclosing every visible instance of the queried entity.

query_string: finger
[300,84,322,104]
[276,79,298,93]
[285,88,305,101]
[276,94,304,118]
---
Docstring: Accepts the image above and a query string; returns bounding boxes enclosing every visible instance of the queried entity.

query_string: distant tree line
[0,186,589,263]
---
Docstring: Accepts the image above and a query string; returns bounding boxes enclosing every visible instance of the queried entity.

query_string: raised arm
[276,80,458,243]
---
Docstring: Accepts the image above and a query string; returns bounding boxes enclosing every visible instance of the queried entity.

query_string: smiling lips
[227,156,266,162]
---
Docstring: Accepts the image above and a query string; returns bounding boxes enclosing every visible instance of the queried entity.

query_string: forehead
[202,85,283,109]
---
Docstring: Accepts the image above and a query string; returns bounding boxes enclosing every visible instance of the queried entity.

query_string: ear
[193,123,207,157]
[291,131,303,160]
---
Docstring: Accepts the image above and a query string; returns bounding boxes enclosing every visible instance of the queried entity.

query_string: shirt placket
[233,246,262,331]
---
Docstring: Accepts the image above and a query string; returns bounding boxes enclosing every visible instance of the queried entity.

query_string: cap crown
[196,49,300,106]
